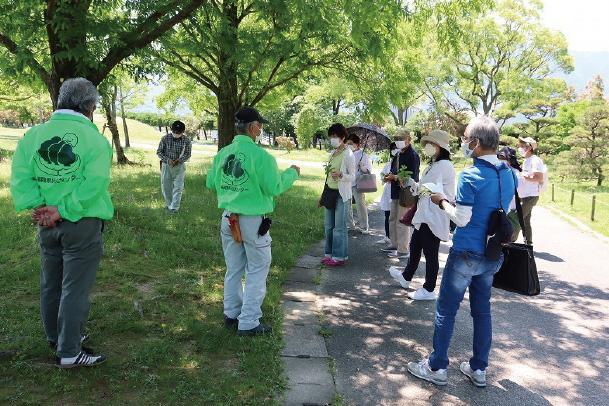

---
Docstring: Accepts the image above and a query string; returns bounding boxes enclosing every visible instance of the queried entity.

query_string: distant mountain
[554,51,609,94]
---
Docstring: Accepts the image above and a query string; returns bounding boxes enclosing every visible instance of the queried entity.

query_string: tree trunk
[102,85,130,164]
[119,86,130,147]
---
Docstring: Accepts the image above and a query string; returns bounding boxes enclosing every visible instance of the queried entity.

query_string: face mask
[255,134,262,143]
[395,141,406,150]
[461,140,477,158]
[423,143,437,157]
[172,133,182,139]
[518,147,527,157]
[391,149,399,157]
[330,137,340,148]
[347,144,354,151]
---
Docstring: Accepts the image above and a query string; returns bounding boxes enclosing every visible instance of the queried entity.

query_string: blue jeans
[428,249,503,371]
[324,197,348,260]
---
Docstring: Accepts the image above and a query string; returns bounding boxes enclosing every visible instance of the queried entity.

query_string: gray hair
[57,78,99,115]
[235,121,254,135]
[465,116,499,150]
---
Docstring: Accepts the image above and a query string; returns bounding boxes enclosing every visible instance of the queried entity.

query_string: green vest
[206,135,299,215]
[11,112,114,222]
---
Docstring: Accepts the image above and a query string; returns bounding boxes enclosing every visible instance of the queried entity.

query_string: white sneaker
[460,362,486,387]
[360,229,371,235]
[407,359,447,386]
[376,236,391,244]
[388,266,410,289]
[408,288,437,301]
[388,251,409,259]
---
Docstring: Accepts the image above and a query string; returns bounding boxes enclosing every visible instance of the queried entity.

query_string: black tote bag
[492,189,541,296]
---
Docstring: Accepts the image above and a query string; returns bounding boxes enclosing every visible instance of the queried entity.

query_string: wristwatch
[438,199,449,210]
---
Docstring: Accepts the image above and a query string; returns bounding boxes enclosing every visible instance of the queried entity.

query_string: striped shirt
[156,134,192,164]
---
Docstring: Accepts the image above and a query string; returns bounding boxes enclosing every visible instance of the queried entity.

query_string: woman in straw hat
[389,129,456,301]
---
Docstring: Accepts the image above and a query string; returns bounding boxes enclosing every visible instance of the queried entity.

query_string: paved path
[318,205,609,406]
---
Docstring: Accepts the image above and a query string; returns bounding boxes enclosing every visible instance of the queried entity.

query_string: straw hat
[421,129,451,152]
[518,136,538,150]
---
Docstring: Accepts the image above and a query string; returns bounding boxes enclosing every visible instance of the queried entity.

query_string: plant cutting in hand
[397,166,413,182]
[323,162,332,177]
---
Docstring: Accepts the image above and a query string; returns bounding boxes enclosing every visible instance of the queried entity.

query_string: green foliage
[293,103,331,147]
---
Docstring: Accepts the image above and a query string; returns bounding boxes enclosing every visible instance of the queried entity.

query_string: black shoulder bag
[485,165,514,261]
[492,173,541,296]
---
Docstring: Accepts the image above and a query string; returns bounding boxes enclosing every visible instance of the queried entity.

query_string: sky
[541,0,609,53]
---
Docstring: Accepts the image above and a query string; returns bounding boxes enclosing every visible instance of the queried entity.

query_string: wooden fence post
[591,195,596,221]
[570,189,575,207]
[551,183,555,202]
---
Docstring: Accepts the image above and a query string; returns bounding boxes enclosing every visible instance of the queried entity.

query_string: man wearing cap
[512,136,545,244]
[157,120,192,213]
[206,107,300,336]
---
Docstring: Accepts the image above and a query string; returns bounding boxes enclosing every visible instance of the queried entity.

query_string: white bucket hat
[421,129,451,153]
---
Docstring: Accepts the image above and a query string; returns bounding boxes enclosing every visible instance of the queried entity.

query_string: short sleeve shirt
[452,158,516,254]
[519,155,544,198]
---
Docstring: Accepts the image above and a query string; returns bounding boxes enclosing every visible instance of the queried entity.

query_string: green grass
[540,179,609,237]
[0,141,327,404]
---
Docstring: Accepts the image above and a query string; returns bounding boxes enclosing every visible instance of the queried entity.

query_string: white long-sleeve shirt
[351,149,373,187]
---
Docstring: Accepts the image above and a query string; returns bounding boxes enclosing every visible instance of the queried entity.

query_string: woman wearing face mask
[346,134,373,234]
[377,142,398,244]
[389,130,455,301]
[319,123,357,267]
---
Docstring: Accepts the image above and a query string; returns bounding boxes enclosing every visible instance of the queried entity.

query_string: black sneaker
[238,323,273,336]
[56,351,107,369]
[224,315,238,330]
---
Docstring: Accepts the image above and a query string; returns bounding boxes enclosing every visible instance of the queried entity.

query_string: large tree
[158,0,489,148]
[0,0,205,106]
[423,0,573,126]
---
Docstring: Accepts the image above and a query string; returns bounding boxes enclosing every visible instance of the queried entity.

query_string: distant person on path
[157,120,192,213]
[319,123,356,267]
[407,116,515,388]
[10,78,113,368]
[382,129,420,259]
[377,142,398,245]
[510,136,544,244]
[206,107,300,336]
[389,130,456,301]
[346,134,373,234]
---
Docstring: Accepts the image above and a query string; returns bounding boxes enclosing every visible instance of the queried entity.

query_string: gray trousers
[509,196,539,244]
[161,162,186,210]
[347,186,369,231]
[220,213,272,331]
[39,218,103,358]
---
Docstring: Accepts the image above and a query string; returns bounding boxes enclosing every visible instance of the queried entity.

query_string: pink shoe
[324,259,345,267]
[321,257,332,265]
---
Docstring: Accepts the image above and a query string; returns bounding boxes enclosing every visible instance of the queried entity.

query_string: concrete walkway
[316,205,609,406]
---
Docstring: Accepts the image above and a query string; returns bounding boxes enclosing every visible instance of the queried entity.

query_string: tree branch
[0,32,50,85]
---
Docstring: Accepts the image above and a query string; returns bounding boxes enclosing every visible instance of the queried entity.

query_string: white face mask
[255,134,262,143]
[330,138,340,148]
[518,147,527,157]
[391,149,399,157]
[395,141,406,150]
[461,139,477,158]
[172,132,182,139]
[423,143,437,157]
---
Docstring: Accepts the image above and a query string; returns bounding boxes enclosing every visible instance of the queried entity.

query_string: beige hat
[519,136,538,150]
[421,129,451,152]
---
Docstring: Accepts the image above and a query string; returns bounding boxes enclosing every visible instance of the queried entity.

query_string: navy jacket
[390,145,420,200]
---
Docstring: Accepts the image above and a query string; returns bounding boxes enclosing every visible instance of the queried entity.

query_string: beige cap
[519,136,538,150]
[421,129,451,152]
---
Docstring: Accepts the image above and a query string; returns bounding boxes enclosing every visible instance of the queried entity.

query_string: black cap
[235,107,268,124]
[171,120,186,133]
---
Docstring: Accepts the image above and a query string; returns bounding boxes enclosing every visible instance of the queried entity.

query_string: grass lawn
[540,179,609,237]
[0,141,327,404]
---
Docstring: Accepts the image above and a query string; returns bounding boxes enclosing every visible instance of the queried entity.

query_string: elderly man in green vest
[207,107,300,336]
[11,78,113,368]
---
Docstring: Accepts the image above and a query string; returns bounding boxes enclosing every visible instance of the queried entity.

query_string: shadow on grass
[0,162,326,404]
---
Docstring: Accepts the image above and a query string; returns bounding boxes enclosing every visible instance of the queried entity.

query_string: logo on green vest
[35,133,81,177]
[221,153,249,191]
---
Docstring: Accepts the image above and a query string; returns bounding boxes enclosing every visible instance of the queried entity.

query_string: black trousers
[402,223,441,292]
[384,210,390,237]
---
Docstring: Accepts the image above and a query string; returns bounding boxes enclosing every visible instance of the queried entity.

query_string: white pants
[389,199,412,254]
[221,213,272,331]
[347,187,369,231]
[161,162,186,210]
